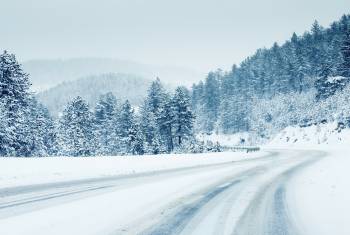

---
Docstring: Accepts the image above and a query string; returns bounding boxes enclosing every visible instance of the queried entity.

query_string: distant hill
[36,73,152,117]
[23,58,202,91]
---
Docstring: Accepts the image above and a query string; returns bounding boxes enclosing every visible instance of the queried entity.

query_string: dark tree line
[192,14,350,134]
[0,51,196,157]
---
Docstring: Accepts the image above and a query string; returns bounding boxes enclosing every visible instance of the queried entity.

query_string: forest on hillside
[37,73,151,117]
[0,52,201,157]
[191,14,350,140]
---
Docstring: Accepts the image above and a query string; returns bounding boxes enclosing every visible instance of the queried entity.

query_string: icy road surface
[0,149,343,235]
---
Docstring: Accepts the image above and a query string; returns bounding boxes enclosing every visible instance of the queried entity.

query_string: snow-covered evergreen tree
[158,94,175,153]
[58,96,95,156]
[139,102,161,154]
[93,92,118,155]
[116,100,135,155]
[171,86,194,148]
[129,121,145,155]
[0,51,31,156]
[145,77,166,115]
[203,71,221,133]
[0,102,13,156]
[26,97,58,156]
[141,78,168,153]
[340,31,350,78]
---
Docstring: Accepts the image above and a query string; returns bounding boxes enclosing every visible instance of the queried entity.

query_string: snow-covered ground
[268,122,350,148]
[264,123,350,235]
[0,151,264,188]
[0,150,275,235]
[287,148,350,235]
[197,132,252,146]
[1,129,349,235]
[200,122,350,149]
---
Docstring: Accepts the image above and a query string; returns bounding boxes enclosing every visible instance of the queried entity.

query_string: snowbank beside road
[0,151,264,188]
[196,132,260,147]
[287,149,350,235]
[268,122,350,148]
[267,123,350,235]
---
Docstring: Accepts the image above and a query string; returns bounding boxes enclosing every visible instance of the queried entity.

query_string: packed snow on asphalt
[0,148,349,235]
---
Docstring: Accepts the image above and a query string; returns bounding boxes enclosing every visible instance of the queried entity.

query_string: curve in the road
[233,150,327,235]
[0,151,279,219]
[140,180,241,235]
[121,150,304,235]
[133,150,326,235]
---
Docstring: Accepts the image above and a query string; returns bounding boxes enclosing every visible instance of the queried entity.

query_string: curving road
[0,149,326,235]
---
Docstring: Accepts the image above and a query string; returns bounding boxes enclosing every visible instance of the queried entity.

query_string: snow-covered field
[0,151,264,188]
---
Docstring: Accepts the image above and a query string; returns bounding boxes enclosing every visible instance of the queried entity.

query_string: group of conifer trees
[4,15,350,156]
[0,51,195,157]
[191,14,350,135]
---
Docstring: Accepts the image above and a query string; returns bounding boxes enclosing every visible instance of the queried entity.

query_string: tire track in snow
[0,151,279,198]
[133,152,298,235]
[0,152,279,219]
[141,180,241,235]
[233,150,326,235]
[0,185,112,210]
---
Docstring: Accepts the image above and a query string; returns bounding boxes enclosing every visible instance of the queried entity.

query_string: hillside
[191,14,350,139]
[37,73,151,116]
[23,58,202,91]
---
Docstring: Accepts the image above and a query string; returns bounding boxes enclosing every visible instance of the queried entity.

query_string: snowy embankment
[265,123,350,235]
[197,132,252,146]
[287,149,350,235]
[0,151,264,188]
[268,122,350,148]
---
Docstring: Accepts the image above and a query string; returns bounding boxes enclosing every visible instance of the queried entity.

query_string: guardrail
[222,146,260,153]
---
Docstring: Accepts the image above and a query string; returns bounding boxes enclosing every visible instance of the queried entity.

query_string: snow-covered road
[0,149,345,235]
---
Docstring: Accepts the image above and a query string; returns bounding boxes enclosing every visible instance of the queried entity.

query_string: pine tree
[203,71,221,133]
[26,97,58,156]
[41,106,58,156]
[116,100,135,154]
[191,80,207,132]
[129,122,144,155]
[93,92,118,155]
[309,20,326,78]
[171,87,194,148]
[139,102,161,154]
[0,102,13,155]
[289,33,308,93]
[0,51,31,156]
[340,31,350,78]
[146,77,167,115]
[142,78,169,152]
[191,81,204,111]
[58,96,95,156]
[158,95,175,153]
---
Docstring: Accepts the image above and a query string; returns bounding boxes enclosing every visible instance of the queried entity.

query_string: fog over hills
[23,58,203,91]
[36,73,152,117]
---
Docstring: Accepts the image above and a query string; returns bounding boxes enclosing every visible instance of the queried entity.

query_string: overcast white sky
[1,0,350,72]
